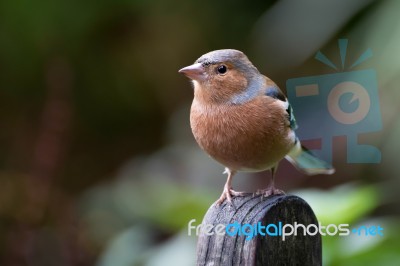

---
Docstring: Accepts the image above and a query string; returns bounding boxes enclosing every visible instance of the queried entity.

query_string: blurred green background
[0,0,399,265]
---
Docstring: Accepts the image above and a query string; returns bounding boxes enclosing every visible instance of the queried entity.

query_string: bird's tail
[285,141,335,175]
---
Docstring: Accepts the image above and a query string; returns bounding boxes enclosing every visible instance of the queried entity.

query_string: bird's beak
[178,63,206,81]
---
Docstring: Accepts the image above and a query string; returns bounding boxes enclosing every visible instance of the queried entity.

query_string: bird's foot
[255,186,285,199]
[216,187,249,206]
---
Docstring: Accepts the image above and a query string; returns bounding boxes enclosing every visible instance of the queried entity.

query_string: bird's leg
[256,167,285,198]
[265,167,285,196]
[216,168,248,205]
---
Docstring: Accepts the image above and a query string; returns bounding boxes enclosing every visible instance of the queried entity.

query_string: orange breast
[190,97,294,171]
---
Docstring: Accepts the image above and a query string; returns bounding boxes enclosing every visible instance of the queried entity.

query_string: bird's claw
[216,188,248,207]
[256,187,285,199]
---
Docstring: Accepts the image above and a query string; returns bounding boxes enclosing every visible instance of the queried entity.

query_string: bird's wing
[264,78,298,130]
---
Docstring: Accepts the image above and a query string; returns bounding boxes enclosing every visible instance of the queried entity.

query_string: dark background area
[0,0,399,265]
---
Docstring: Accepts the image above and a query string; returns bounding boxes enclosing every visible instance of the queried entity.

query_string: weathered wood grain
[197,194,321,266]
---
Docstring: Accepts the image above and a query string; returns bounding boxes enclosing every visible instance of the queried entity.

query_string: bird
[178,49,334,205]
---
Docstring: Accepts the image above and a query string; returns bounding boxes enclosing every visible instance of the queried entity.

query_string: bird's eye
[216,65,227,75]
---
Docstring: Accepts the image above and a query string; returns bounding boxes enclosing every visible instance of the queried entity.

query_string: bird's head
[179,49,263,104]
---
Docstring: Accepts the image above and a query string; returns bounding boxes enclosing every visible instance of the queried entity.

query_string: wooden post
[197,194,322,266]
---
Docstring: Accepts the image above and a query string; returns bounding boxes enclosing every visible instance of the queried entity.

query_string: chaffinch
[179,49,334,205]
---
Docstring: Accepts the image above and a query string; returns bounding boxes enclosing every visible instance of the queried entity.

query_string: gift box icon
[286,39,382,164]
